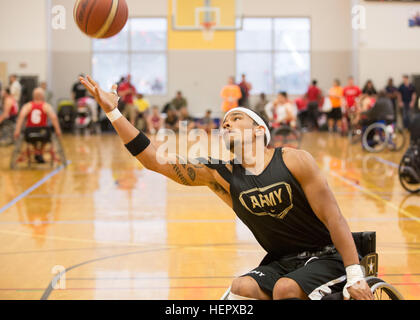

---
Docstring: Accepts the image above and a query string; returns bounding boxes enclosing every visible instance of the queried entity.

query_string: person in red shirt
[14,87,62,163]
[343,77,362,112]
[238,74,252,107]
[304,80,323,130]
[117,74,137,126]
[0,88,18,124]
[342,77,362,134]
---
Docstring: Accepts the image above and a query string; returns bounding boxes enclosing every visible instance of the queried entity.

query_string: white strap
[106,108,122,123]
[343,264,365,299]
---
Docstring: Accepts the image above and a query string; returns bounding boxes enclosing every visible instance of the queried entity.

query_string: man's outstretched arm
[79,75,217,188]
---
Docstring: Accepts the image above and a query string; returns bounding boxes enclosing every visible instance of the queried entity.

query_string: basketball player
[14,88,62,163]
[79,75,374,300]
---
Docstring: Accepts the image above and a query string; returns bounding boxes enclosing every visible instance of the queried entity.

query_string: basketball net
[201,22,215,41]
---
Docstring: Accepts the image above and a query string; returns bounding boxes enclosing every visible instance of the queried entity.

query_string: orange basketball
[73,0,128,39]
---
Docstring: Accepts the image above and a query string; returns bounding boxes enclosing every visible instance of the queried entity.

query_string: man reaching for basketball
[80,75,373,300]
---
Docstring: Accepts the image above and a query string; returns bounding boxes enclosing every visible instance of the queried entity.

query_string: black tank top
[203,148,332,259]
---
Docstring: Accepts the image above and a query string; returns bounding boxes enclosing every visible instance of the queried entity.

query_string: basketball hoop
[201,22,215,41]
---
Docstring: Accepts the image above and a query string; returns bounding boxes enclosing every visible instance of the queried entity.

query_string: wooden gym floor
[0,132,419,300]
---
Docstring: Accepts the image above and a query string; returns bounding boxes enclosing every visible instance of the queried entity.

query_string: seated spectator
[265,92,297,129]
[146,106,164,135]
[171,91,188,111]
[198,109,216,133]
[177,106,196,131]
[359,91,395,127]
[253,93,269,120]
[165,107,179,132]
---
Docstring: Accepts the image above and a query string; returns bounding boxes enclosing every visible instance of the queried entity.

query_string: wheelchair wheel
[0,120,15,146]
[9,135,24,170]
[367,277,404,300]
[362,123,388,153]
[399,156,420,193]
[51,134,67,167]
[387,126,406,152]
[348,126,362,145]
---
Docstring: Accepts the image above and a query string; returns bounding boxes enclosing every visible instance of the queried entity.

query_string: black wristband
[125,132,151,157]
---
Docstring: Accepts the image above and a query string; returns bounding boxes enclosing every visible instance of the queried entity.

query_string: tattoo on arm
[209,182,229,196]
[171,164,191,186]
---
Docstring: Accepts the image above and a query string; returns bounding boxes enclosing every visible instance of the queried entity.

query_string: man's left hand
[345,280,374,300]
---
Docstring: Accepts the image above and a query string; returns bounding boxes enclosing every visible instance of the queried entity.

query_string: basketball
[73,0,128,39]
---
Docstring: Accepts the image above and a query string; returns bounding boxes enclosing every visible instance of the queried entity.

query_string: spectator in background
[221,76,242,113]
[171,91,188,111]
[118,74,137,126]
[265,92,297,129]
[295,96,308,129]
[0,88,18,124]
[72,73,87,102]
[134,93,150,131]
[9,74,22,106]
[146,106,164,135]
[253,93,269,120]
[165,107,179,132]
[362,80,377,97]
[385,78,399,121]
[177,105,196,131]
[305,80,323,131]
[358,91,395,127]
[198,109,216,133]
[343,76,361,111]
[328,79,344,133]
[238,74,252,107]
[40,82,53,105]
[398,75,417,129]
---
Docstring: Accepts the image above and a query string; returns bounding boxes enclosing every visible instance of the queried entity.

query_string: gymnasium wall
[358,0,420,90]
[47,0,355,116]
[0,0,387,116]
[0,0,48,82]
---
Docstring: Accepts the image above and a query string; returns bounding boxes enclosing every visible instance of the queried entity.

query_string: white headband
[223,107,271,146]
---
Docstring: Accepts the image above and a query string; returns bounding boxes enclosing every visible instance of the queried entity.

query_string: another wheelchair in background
[361,119,406,153]
[57,99,77,133]
[10,126,67,169]
[399,138,420,194]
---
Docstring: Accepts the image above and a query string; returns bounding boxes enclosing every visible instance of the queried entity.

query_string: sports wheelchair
[10,126,67,169]
[269,121,303,150]
[361,120,406,153]
[0,118,16,146]
[221,232,404,300]
[399,139,420,193]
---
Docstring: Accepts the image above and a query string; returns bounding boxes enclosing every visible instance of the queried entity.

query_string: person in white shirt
[265,91,297,129]
[9,74,21,105]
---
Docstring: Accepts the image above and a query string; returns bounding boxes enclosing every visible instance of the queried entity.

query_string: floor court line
[0,161,71,215]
